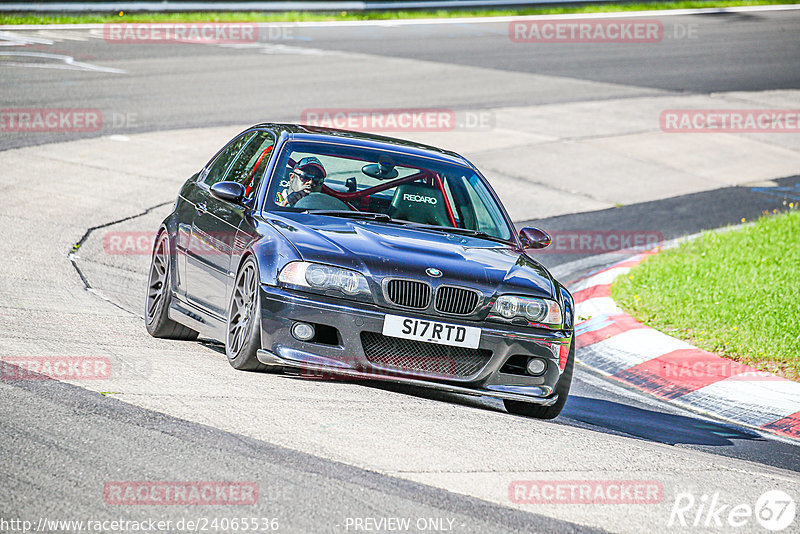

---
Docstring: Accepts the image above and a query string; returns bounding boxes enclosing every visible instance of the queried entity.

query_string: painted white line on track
[0,51,126,73]
[0,30,54,45]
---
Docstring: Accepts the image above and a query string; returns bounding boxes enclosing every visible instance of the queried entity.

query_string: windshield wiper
[305,210,394,222]
[412,225,510,244]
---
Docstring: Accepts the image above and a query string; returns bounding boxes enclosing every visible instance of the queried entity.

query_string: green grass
[0,0,796,25]
[612,207,800,380]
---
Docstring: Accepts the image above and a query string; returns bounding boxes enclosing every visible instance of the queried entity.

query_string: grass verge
[0,0,797,25]
[612,207,800,380]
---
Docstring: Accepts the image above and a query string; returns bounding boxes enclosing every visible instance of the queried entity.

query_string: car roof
[250,123,473,168]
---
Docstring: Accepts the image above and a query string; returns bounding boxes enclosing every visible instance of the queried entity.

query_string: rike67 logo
[668,489,796,531]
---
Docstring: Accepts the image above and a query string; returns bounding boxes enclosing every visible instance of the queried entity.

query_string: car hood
[268,213,556,298]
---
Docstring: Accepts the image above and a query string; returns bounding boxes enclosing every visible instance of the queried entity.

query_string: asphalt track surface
[2,10,800,149]
[1,9,800,534]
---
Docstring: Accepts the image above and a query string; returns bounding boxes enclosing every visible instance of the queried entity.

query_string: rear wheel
[503,339,574,420]
[145,232,198,340]
[226,257,267,371]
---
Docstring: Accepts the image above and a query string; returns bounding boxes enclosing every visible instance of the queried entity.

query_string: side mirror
[519,227,551,250]
[210,181,245,204]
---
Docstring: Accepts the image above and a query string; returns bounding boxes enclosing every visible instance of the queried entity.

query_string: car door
[185,131,254,316]
[223,130,277,306]
[186,130,275,318]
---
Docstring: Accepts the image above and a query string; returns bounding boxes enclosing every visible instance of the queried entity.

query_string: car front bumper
[256,285,572,405]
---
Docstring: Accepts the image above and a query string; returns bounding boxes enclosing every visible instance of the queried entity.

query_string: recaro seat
[388,182,452,226]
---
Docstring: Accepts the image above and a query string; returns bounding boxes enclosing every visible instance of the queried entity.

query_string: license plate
[382,315,481,349]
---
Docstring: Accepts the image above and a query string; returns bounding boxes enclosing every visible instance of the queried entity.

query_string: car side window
[203,132,256,187]
[224,131,275,200]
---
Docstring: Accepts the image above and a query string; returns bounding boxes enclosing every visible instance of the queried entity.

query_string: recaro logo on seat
[403,194,438,205]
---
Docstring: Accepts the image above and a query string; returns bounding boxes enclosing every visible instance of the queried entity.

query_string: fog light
[292,322,315,341]
[526,358,547,376]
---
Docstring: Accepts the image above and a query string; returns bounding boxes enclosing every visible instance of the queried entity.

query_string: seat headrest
[389,182,451,227]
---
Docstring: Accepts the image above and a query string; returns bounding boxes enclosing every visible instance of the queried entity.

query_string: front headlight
[488,295,562,327]
[278,261,372,302]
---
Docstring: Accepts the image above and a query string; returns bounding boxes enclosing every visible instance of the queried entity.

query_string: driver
[278,157,326,207]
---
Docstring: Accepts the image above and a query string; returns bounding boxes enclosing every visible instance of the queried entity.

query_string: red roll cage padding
[433,173,458,227]
[318,170,458,226]
[286,153,458,226]
[317,171,428,212]
[320,170,429,201]
[243,145,273,196]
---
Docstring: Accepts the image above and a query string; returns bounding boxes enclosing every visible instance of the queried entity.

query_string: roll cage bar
[285,155,458,227]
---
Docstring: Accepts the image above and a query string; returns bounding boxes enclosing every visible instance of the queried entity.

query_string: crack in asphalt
[67,199,173,316]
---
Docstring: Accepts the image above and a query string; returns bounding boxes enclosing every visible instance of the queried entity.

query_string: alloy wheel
[146,237,168,322]
[228,262,257,354]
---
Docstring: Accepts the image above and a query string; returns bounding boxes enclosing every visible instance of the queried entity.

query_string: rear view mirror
[519,227,551,250]
[362,155,398,179]
[210,181,245,204]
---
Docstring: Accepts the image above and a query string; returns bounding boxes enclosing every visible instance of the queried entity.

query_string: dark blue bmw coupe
[146,124,575,419]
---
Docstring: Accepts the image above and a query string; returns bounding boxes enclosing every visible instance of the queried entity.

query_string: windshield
[265,141,513,241]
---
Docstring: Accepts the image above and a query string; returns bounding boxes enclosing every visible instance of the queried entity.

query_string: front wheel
[226,257,267,371]
[145,232,198,340]
[503,339,574,420]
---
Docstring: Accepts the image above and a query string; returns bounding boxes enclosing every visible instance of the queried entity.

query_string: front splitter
[256,349,557,405]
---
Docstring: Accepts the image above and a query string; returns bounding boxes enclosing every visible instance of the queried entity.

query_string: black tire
[503,339,575,420]
[145,232,199,340]
[226,256,267,371]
